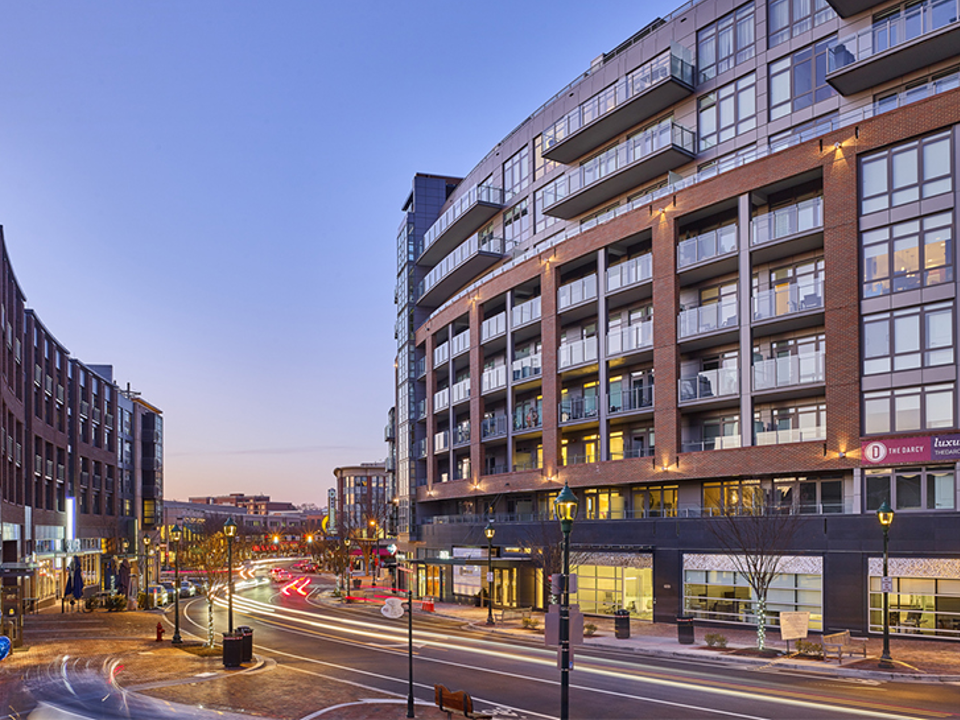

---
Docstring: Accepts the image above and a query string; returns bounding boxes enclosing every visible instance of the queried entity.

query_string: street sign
[381,597,404,619]
[881,576,893,593]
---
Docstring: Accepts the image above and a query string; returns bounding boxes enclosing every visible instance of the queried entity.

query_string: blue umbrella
[71,557,84,601]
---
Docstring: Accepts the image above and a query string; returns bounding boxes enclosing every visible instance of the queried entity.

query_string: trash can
[236,625,254,663]
[222,632,243,668]
[352,578,362,589]
[677,615,695,645]
[614,609,630,639]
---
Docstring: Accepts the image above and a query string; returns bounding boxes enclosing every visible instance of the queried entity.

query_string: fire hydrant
[156,622,164,642]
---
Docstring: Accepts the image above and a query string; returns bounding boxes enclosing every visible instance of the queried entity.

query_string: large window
[534,134,560,181]
[503,146,530,198]
[864,466,955,512]
[570,560,654,619]
[769,37,837,120]
[630,483,676,517]
[861,131,952,215]
[868,567,960,639]
[768,0,835,48]
[863,301,954,374]
[863,383,955,434]
[862,212,953,297]
[698,73,756,151]
[698,3,756,83]
[503,197,531,245]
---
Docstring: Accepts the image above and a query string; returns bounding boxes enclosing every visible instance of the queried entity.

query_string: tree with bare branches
[519,518,591,609]
[703,496,807,650]
[182,519,248,646]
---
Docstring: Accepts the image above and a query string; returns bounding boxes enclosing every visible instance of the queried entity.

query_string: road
[180,574,960,720]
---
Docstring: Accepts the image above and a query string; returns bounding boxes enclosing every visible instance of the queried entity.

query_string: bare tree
[182,520,248,647]
[703,496,807,650]
[520,518,590,610]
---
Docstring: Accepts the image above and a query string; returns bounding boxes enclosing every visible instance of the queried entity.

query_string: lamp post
[554,483,578,720]
[224,517,238,634]
[143,535,152,606]
[877,500,895,669]
[484,522,496,625]
[170,524,183,645]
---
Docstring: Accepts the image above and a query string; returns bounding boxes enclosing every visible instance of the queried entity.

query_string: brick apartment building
[392,0,960,638]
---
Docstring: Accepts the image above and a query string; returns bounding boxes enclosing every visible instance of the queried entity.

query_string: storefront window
[868,571,960,638]
[570,558,653,619]
[864,466,955,512]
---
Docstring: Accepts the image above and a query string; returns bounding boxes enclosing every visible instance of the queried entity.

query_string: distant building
[332,463,395,537]
[188,493,298,515]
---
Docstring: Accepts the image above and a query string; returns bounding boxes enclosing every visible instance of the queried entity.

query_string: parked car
[160,581,177,599]
[145,584,168,607]
[179,580,197,598]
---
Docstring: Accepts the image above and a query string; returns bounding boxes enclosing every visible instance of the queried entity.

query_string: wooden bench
[434,684,492,719]
[499,606,533,623]
[822,630,868,663]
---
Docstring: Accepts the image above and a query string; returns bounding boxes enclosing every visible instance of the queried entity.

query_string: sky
[0,0,678,506]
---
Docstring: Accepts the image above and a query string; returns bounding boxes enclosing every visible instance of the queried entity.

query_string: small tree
[704,494,807,650]
[183,520,247,647]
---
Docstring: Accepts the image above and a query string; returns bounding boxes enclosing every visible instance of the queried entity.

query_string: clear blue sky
[0,0,677,506]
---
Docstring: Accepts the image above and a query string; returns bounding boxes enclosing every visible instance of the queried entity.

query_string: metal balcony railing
[559,396,599,422]
[753,279,824,322]
[608,384,654,413]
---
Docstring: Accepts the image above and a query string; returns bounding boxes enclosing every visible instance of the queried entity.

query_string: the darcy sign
[861,434,960,465]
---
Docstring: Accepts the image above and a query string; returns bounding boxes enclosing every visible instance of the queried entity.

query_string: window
[768,0,835,48]
[534,186,561,235]
[698,4,755,83]
[862,212,953,297]
[769,112,838,151]
[698,73,756,151]
[503,146,530,198]
[503,198,530,246]
[863,383,955,434]
[864,466,955,511]
[863,301,954,374]
[584,487,626,519]
[534,134,560,180]
[769,37,837,121]
[861,131,952,215]
[631,484,677,517]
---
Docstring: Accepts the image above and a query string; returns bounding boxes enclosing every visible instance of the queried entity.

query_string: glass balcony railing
[451,329,470,357]
[418,234,508,303]
[543,49,695,152]
[558,337,598,369]
[416,357,426,378]
[434,341,450,367]
[481,416,508,439]
[481,311,507,341]
[454,421,471,446]
[414,438,426,458]
[434,430,450,453]
[434,387,450,411]
[679,367,739,402]
[608,384,654,413]
[753,351,825,391]
[607,320,653,356]
[559,395,599,422]
[512,297,541,326]
[513,353,542,381]
[481,365,507,392]
[753,279,824,322]
[451,378,471,405]
[606,254,652,292]
[755,425,827,445]
[751,197,823,245]
[678,299,738,338]
[677,224,738,268]
[416,399,426,420]
[828,0,960,73]
[609,446,655,460]
[682,435,742,452]
[422,183,506,256]
[558,274,598,310]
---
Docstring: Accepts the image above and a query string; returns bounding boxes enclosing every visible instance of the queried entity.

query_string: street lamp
[484,522,496,626]
[170,524,183,645]
[554,483,579,720]
[224,517,238,634]
[877,500,895,669]
[143,535,152,606]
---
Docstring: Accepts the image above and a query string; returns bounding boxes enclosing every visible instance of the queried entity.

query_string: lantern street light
[554,483,579,720]
[224,517,238,634]
[877,500,895,669]
[143,535,152,606]
[484,522,496,626]
[170,524,183,645]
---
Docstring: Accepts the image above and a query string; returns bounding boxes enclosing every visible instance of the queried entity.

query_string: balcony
[678,299,739,341]
[512,297,541,327]
[454,421,471,447]
[384,422,396,442]
[827,0,960,95]
[434,341,450,367]
[558,274,598,311]
[481,311,507,342]
[481,365,507,393]
[608,384,654,414]
[751,197,823,263]
[606,321,653,357]
[513,353,542,382]
[752,279,824,328]
[434,430,449,453]
[755,425,826,445]
[825,0,886,18]
[543,120,697,220]
[417,234,509,308]
[559,395,599,423]
[753,351,826,392]
[609,446,655,460]
[416,399,427,421]
[434,387,450,412]
[542,49,696,164]
[682,435,742,452]
[677,225,738,273]
[679,368,739,403]
[419,183,506,265]
[606,254,652,293]
[558,337,598,370]
[481,415,508,439]
[451,329,470,357]
[451,378,471,405]
[414,438,426,459]
[416,357,426,378]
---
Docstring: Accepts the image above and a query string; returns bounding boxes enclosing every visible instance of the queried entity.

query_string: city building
[333,463,396,536]
[188,493,299,515]
[393,0,960,639]
[0,230,162,620]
